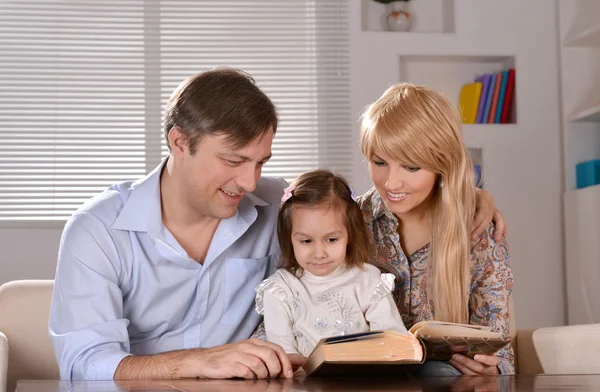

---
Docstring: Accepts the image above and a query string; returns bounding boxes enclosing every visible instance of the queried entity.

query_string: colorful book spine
[475,74,491,124]
[495,70,510,123]
[482,73,496,124]
[488,72,503,123]
[501,69,516,123]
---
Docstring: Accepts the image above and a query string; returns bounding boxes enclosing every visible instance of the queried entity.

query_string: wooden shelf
[570,102,600,122]
[564,22,600,48]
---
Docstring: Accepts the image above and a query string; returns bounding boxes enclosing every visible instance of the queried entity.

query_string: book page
[410,321,498,338]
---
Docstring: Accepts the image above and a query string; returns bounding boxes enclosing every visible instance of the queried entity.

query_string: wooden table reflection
[15,374,600,392]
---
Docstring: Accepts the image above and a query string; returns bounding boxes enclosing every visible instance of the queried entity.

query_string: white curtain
[0,0,351,221]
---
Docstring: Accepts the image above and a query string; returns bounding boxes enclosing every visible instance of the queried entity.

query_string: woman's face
[368,148,438,218]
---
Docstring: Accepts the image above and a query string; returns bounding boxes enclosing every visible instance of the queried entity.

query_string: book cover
[501,68,516,123]
[488,72,503,123]
[475,74,491,123]
[409,321,510,361]
[459,82,483,124]
[482,73,497,124]
[495,70,510,123]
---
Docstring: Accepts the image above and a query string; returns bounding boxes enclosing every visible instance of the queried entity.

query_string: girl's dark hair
[277,169,374,275]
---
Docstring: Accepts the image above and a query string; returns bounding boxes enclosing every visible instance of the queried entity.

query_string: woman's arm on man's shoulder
[473,189,507,242]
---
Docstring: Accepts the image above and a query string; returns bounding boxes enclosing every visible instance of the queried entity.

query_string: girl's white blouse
[255,264,408,356]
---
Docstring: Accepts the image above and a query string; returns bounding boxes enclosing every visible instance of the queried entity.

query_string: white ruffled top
[254,263,408,356]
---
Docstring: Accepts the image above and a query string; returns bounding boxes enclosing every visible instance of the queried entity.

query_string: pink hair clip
[281,185,295,202]
[348,185,358,202]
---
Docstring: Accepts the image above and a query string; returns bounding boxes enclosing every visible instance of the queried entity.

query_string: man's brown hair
[163,67,277,154]
[277,170,374,276]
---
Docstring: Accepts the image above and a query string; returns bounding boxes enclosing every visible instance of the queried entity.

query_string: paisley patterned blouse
[358,187,515,374]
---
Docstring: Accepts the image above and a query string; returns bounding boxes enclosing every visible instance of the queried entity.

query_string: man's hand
[115,339,293,380]
[473,189,507,242]
[288,353,306,372]
[449,353,499,376]
[191,339,294,380]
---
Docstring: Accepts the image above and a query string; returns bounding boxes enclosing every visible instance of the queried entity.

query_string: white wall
[0,227,62,282]
[0,0,566,329]
[349,0,565,329]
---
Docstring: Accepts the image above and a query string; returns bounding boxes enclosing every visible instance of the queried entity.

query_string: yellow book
[459,82,483,124]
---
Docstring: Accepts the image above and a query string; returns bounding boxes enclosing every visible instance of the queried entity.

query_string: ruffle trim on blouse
[371,273,395,302]
[254,278,289,315]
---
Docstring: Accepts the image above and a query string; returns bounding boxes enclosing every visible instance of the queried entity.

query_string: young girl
[358,83,514,375]
[254,170,408,359]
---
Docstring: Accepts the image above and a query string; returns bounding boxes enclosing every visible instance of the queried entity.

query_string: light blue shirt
[49,161,286,380]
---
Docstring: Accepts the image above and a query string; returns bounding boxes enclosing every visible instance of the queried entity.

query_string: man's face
[175,128,274,221]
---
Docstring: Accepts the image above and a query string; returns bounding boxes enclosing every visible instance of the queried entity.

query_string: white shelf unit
[571,102,600,122]
[565,23,600,48]
[398,55,516,124]
[350,0,564,328]
[361,0,455,33]
[564,185,600,325]
[563,0,600,48]
[558,0,600,325]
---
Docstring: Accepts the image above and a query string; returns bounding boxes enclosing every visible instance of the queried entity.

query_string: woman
[358,83,514,375]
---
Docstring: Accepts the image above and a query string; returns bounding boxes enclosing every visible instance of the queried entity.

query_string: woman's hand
[473,189,507,242]
[449,353,499,375]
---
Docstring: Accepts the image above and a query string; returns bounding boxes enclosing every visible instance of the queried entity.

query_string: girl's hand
[449,353,499,375]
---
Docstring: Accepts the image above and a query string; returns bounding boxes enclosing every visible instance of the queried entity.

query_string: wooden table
[14,375,600,392]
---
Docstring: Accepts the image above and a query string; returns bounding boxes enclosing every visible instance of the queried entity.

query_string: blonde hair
[360,83,476,323]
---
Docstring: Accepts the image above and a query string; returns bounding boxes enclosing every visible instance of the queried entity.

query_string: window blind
[0,0,351,221]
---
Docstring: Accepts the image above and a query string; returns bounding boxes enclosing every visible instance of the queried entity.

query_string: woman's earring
[439,181,444,188]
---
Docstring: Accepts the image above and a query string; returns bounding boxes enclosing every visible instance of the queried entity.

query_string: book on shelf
[459,82,483,124]
[487,72,503,123]
[475,74,492,123]
[466,69,516,124]
[500,69,516,123]
[302,321,511,377]
[495,70,510,123]
[481,73,497,124]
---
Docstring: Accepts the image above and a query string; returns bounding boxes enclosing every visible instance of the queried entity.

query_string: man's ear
[168,126,188,157]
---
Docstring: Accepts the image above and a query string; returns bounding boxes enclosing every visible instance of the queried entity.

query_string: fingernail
[286,370,294,378]
[474,355,481,361]
[452,354,459,361]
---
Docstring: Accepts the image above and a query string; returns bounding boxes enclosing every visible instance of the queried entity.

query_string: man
[50,68,503,381]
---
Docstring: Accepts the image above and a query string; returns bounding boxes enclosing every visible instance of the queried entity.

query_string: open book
[303,321,511,377]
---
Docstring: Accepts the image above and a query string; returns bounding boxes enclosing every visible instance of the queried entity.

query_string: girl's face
[368,148,438,219]
[290,205,348,276]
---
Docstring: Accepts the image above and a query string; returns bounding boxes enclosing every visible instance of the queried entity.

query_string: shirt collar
[365,187,397,223]
[111,158,270,236]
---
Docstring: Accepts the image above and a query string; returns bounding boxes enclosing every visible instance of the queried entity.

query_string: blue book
[482,73,497,123]
[495,70,510,123]
[475,74,491,123]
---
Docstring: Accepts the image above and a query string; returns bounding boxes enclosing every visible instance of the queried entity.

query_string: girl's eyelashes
[297,238,338,244]
[372,160,386,167]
